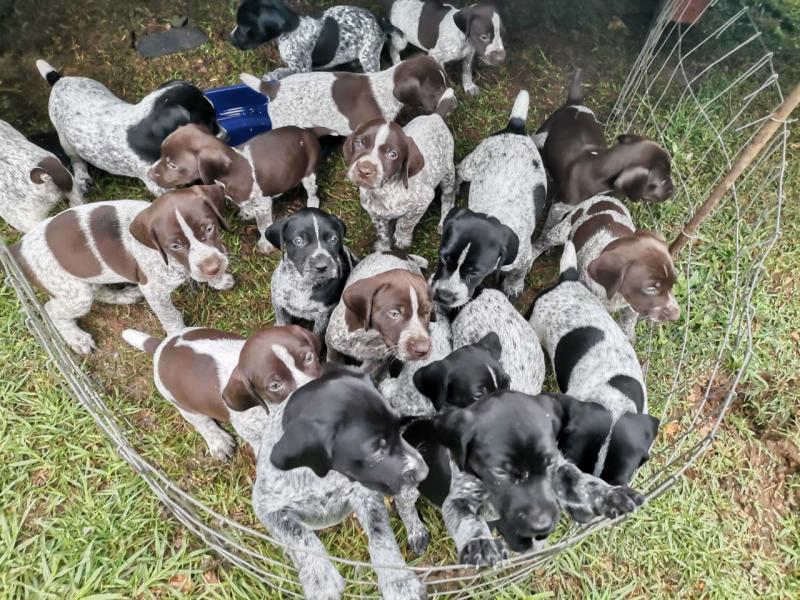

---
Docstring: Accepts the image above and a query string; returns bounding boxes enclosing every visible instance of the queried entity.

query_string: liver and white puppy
[10,185,233,354]
[121,325,321,459]
[240,54,457,137]
[255,365,427,600]
[534,70,673,211]
[388,0,505,96]
[326,251,435,373]
[148,124,320,254]
[531,195,680,341]
[344,114,455,250]
[433,91,546,303]
[266,208,358,338]
[0,120,83,232]
[231,0,386,79]
[529,241,660,490]
[36,60,217,196]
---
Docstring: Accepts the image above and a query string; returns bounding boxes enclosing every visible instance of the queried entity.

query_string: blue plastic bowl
[204,84,271,147]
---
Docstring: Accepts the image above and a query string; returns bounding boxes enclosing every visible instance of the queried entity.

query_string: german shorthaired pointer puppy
[254,365,427,600]
[149,124,320,253]
[344,114,456,250]
[240,54,457,136]
[387,0,506,96]
[121,324,321,459]
[36,60,217,196]
[433,91,546,303]
[530,195,680,341]
[326,251,434,373]
[231,0,386,79]
[534,69,673,218]
[0,120,83,232]
[529,241,660,489]
[266,208,358,338]
[11,185,233,354]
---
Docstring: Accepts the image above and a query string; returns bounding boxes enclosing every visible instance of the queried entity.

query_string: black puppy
[430,207,518,308]
[267,208,357,338]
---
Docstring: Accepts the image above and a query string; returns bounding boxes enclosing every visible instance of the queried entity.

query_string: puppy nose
[201,257,222,277]
[356,162,374,178]
[490,49,506,62]
[409,337,431,359]
[519,511,557,537]
[434,288,456,305]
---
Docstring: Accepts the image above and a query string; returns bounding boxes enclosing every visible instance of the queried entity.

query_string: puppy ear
[587,249,630,300]
[198,185,231,231]
[402,136,425,189]
[330,213,347,240]
[197,145,233,185]
[550,394,613,475]
[129,208,168,264]
[342,131,357,165]
[600,413,660,486]
[476,332,502,361]
[265,215,289,250]
[498,224,519,267]
[221,365,262,411]
[393,76,421,108]
[289,324,322,355]
[434,407,475,471]
[453,7,474,35]
[617,134,644,144]
[613,165,650,200]
[413,360,451,410]
[270,419,334,477]
[342,277,383,332]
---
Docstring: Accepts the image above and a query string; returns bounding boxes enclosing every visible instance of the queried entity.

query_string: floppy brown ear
[197,145,233,184]
[342,131,357,165]
[129,208,168,264]
[617,134,644,144]
[587,248,630,300]
[402,136,425,189]
[289,324,322,355]
[453,6,474,35]
[197,185,231,231]
[29,157,73,192]
[221,365,263,411]
[393,75,421,107]
[613,166,650,200]
[342,277,382,332]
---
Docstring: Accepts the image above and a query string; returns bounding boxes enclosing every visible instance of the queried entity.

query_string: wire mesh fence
[0,0,788,597]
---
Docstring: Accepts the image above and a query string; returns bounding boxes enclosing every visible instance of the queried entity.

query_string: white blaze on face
[397,285,431,360]
[306,214,337,277]
[487,364,498,389]
[348,123,391,187]
[175,208,226,280]
[433,242,472,307]
[271,344,315,388]
[486,13,504,55]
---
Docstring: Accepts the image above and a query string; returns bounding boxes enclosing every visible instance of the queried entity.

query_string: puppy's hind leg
[259,509,345,600]
[358,40,383,73]
[57,134,92,195]
[302,173,319,209]
[179,408,236,461]
[618,306,639,344]
[251,196,276,254]
[530,206,573,265]
[389,33,407,65]
[395,486,430,557]
[45,284,96,354]
[438,163,457,234]
[139,282,185,334]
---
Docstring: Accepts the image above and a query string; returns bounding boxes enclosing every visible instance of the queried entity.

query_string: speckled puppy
[267,208,358,338]
[36,60,217,196]
[530,194,680,341]
[325,251,435,373]
[388,0,506,96]
[231,0,386,79]
[121,325,321,459]
[344,114,456,250]
[240,54,457,136]
[529,241,660,492]
[433,91,546,302]
[11,185,233,354]
[0,120,83,233]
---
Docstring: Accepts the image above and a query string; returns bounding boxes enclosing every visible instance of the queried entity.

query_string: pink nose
[488,49,506,63]
[201,257,222,277]
[357,162,374,178]
[408,337,432,359]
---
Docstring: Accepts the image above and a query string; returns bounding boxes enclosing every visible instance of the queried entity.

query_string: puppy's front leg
[395,486,430,557]
[260,509,345,600]
[274,304,292,326]
[389,33,407,65]
[530,206,572,264]
[351,492,426,600]
[438,165,457,234]
[618,306,639,344]
[302,173,320,208]
[252,196,276,254]
[442,469,506,567]
[312,312,331,339]
[460,47,479,97]
[140,282,185,334]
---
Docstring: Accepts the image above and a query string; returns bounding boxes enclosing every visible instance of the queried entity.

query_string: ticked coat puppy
[344,114,456,250]
[0,120,83,233]
[149,124,321,254]
[36,60,218,196]
[122,325,321,459]
[266,208,358,338]
[387,0,506,96]
[10,185,233,354]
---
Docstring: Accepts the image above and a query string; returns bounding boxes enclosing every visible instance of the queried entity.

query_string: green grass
[1,0,799,598]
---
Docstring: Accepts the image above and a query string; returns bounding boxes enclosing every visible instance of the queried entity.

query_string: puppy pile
[3,3,683,599]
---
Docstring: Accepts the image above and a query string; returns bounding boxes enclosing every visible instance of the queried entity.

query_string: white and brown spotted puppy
[122,325,321,459]
[388,0,506,96]
[0,120,83,233]
[326,251,435,374]
[10,185,233,354]
[149,124,321,254]
[344,114,455,250]
[531,195,679,341]
[239,54,457,137]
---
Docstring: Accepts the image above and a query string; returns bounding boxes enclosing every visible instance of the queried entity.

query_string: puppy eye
[328,235,338,244]
[293,236,305,246]
[268,381,284,392]
[385,149,399,160]
[304,351,315,364]
[354,138,365,148]
[387,309,401,320]
[169,241,184,251]
[644,286,659,295]
[480,34,491,42]
[204,223,215,237]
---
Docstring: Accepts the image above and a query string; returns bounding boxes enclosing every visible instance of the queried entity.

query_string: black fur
[600,412,660,486]
[231,0,300,50]
[310,17,340,67]
[608,374,646,413]
[553,326,605,392]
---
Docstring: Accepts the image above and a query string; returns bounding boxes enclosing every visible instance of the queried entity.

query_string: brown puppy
[534,70,673,209]
[122,324,322,459]
[149,124,321,254]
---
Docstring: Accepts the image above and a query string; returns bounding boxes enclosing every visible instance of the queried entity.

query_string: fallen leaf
[169,574,192,593]
[608,16,627,30]
[203,571,220,585]
[662,422,681,439]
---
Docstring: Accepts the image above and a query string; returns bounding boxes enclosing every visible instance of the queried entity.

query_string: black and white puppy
[253,365,427,600]
[529,241,660,488]
[36,60,217,196]
[231,0,386,79]
[267,208,358,338]
[434,91,546,303]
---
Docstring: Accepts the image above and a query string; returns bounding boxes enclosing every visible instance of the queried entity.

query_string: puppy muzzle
[348,160,381,188]
[191,251,228,282]
[482,49,506,65]
[307,253,338,282]
[650,296,680,322]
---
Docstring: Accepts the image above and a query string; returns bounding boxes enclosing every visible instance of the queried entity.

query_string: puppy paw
[209,273,236,291]
[66,330,97,355]
[463,82,480,97]
[207,431,237,461]
[437,220,445,235]
[598,485,645,519]
[502,282,524,299]
[384,575,426,600]
[458,537,506,568]
[407,528,430,557]
[76,177,93,196]
[300,562,345,600]
[257,238,277,254]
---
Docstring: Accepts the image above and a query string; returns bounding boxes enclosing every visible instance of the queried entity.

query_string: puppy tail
[36,59,61,86]
[559,241,580,282]
[567,69,583,105]
[505,90,529,135]
[121,329,162,355]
